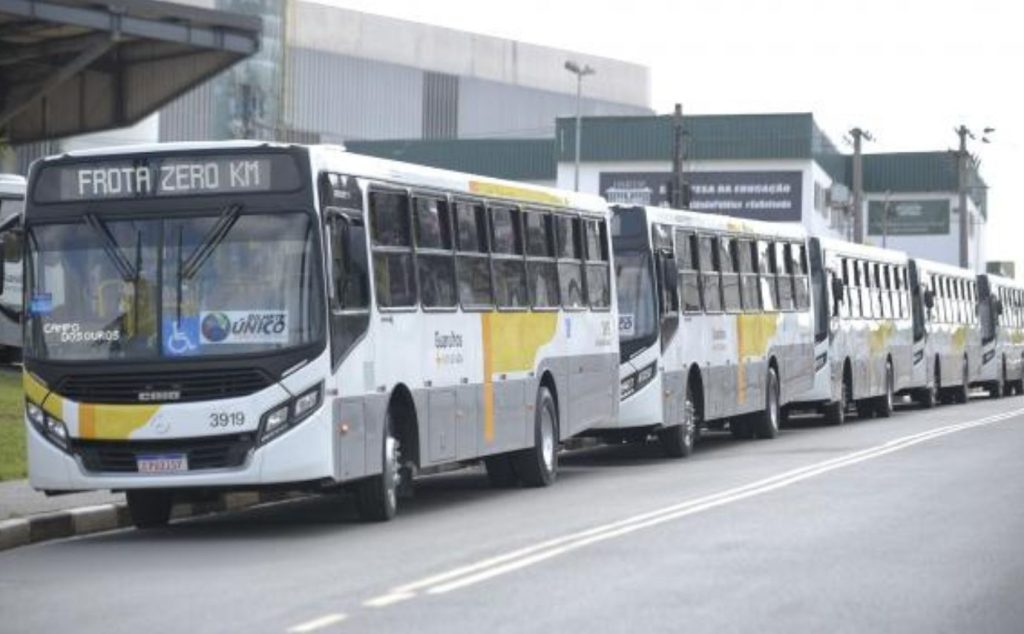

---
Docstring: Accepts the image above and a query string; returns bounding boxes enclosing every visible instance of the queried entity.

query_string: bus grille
[57,368,274,404]
[73,434,255,473]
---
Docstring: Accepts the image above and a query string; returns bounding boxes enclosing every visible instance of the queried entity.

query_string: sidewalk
[0,479,123,521]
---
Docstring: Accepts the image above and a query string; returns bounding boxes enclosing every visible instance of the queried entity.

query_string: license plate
[136,453,189,474]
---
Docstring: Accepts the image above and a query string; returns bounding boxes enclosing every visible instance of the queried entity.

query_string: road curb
[0,490,300,553]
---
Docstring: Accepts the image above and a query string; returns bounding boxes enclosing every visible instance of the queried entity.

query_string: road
[3,396,1024,633]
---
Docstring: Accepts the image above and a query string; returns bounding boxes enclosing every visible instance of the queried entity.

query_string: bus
[796,238,914,424]
[976,272,1024,397]
[0,174,25,363]
[907,258,981,406]
[607,204,815,455]
[9,141,619,527]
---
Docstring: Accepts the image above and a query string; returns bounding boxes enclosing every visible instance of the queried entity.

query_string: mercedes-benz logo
[153,420,170,435]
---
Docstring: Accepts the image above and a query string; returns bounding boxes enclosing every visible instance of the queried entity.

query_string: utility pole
[954,125,971,269]
[671,103,685,208]
[849,127,873,244]
[564,60,595,192]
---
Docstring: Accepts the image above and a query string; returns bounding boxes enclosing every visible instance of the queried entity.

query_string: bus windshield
[25,210,324,362]
[615,250,657,361]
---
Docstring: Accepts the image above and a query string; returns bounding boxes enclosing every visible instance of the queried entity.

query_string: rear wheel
[355,411,401,521]
[484,454,518,488]
[753,367,781,439]
[875,361,895,418]
[991,360,1006,399]
[513,387,558,487]
[823,369,850,426]
[126,490,173,529]
[954,357,969,404]
[921,361,940,408]
[658,381,697,458]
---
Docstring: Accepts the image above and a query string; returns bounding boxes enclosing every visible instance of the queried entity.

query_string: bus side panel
[427,388,457,463]
[334,398,368,480]
[455,383,479,460]
[362,395,390,477]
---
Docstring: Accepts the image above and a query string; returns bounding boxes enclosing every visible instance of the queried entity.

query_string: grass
[0,369,25,481]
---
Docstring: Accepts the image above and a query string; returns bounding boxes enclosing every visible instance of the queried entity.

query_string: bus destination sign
[34,154,302,203]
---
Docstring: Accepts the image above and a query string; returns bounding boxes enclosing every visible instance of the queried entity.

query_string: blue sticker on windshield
[163,316,199,356]
[29,293,52,315]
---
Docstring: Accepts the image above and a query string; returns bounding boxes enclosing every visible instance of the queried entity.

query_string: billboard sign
[600,171,803,222]
[868,199,950,236]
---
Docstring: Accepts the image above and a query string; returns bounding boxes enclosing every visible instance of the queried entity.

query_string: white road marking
[286,613,347,633]
[379,408,1024,598]
[363,592,416,608]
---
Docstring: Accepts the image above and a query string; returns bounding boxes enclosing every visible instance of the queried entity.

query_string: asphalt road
[3,395,1024,634]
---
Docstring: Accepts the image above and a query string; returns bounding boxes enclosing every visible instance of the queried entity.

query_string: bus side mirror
[924,289,935,309]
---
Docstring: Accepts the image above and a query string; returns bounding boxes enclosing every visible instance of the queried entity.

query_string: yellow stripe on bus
[736,314,781,405]
[23,372,62,419]
[78,404,160,440]
[469,181,570,208]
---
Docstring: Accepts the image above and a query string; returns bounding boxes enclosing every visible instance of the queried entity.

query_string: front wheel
[991,361,1006,399]
[513,387,558,487]
[355,412,400,521]
[658,381,697,458]
[126,490,173,529]
[954,358,969,404]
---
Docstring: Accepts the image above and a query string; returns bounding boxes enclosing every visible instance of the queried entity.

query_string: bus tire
[875,360,895,418]
[513,387,558,487]
[658,381,697,458]
[126,490,173,529]
[921,360,940,408]
[991,360,1006,399]
[752,366,780,439]
[355,411,400,522]
[954,357,969,404]
[484,454,519,488]
[824,368,850,426]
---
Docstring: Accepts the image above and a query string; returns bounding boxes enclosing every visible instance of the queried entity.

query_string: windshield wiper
[84,213,137,281]
[180,203,241,281]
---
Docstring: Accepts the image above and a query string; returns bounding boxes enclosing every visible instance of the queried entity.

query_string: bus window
[525,210,558,309]
[879,264,892,319]
[490,206,528,309]
[775,242,794,311]
[414,196,456,308]
[893,265,904,319]
[720,236,741,312]
[738,239,758,312]
[676,229,701,313]
[793,243,809,310]
[370,190,416,308]
[585,219,610,309]
[556,214,585,309]
[840,258,852,318]
[700,235,722,312]
[756,240,775,312]
[455,201,493,308]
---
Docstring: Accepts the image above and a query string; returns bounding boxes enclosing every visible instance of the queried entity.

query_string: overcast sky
[323,0,1022,269]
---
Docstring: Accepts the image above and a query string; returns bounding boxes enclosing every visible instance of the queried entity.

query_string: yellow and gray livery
[12,141,618,526]
[975,272,1024,397]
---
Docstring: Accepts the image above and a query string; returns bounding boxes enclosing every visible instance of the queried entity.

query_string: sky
[321,0,1022,269]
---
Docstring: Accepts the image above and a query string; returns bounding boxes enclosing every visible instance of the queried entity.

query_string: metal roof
[345,138,556,182]
[863,151,987,218]
[0,0,261,143]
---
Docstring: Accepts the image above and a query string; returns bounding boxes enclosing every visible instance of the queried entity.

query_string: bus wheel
[484,454,519,488]
[824,372,849,426]
[991,360,1006,399]
[658,381,696,458]
[954,358,969,404]
[355,411,400,521]
[875,361,895,418]
[753,367,780,439]
[513,386,558,487]
[126,490,173,529]
[921,362,940,408]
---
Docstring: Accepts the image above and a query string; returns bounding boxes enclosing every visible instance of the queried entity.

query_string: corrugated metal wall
[458,76,650,139]
[283,47,423,142]
[159,80,216,141]
[422,72,459,139]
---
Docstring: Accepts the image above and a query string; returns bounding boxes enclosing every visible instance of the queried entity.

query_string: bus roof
[912,257,977,280]
[0,174,26,197]
[621,204,808,241]
[31,141,608,214]
[981,272,1024,291]
[817,237,910,265]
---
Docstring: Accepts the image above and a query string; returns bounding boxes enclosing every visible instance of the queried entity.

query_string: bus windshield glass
[25,210,324,361]
[615,250,657,360]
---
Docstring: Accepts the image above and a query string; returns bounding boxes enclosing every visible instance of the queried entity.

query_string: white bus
[907,258,981,406]
[10,142,619,527]
[796,238,915,424]
[0,174,25,363]
[607,204,815,455]
[976,272,1024,397]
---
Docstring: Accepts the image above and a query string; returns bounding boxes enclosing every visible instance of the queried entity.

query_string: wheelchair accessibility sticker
[162,316,199,356]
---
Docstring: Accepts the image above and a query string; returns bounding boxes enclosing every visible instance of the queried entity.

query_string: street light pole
[954,125,994,270]
[565,60,595,192]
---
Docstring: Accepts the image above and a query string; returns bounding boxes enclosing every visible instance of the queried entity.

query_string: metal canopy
[0,0,260,143]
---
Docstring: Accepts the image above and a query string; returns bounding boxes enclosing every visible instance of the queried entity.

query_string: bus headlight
[620,375,636,399]
[259,382,324,445]
[814,352,828,372]
[26,399,70,452]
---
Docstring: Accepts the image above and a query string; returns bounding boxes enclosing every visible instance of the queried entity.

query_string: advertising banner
[867,199,950,236]
[600,171,803,222]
